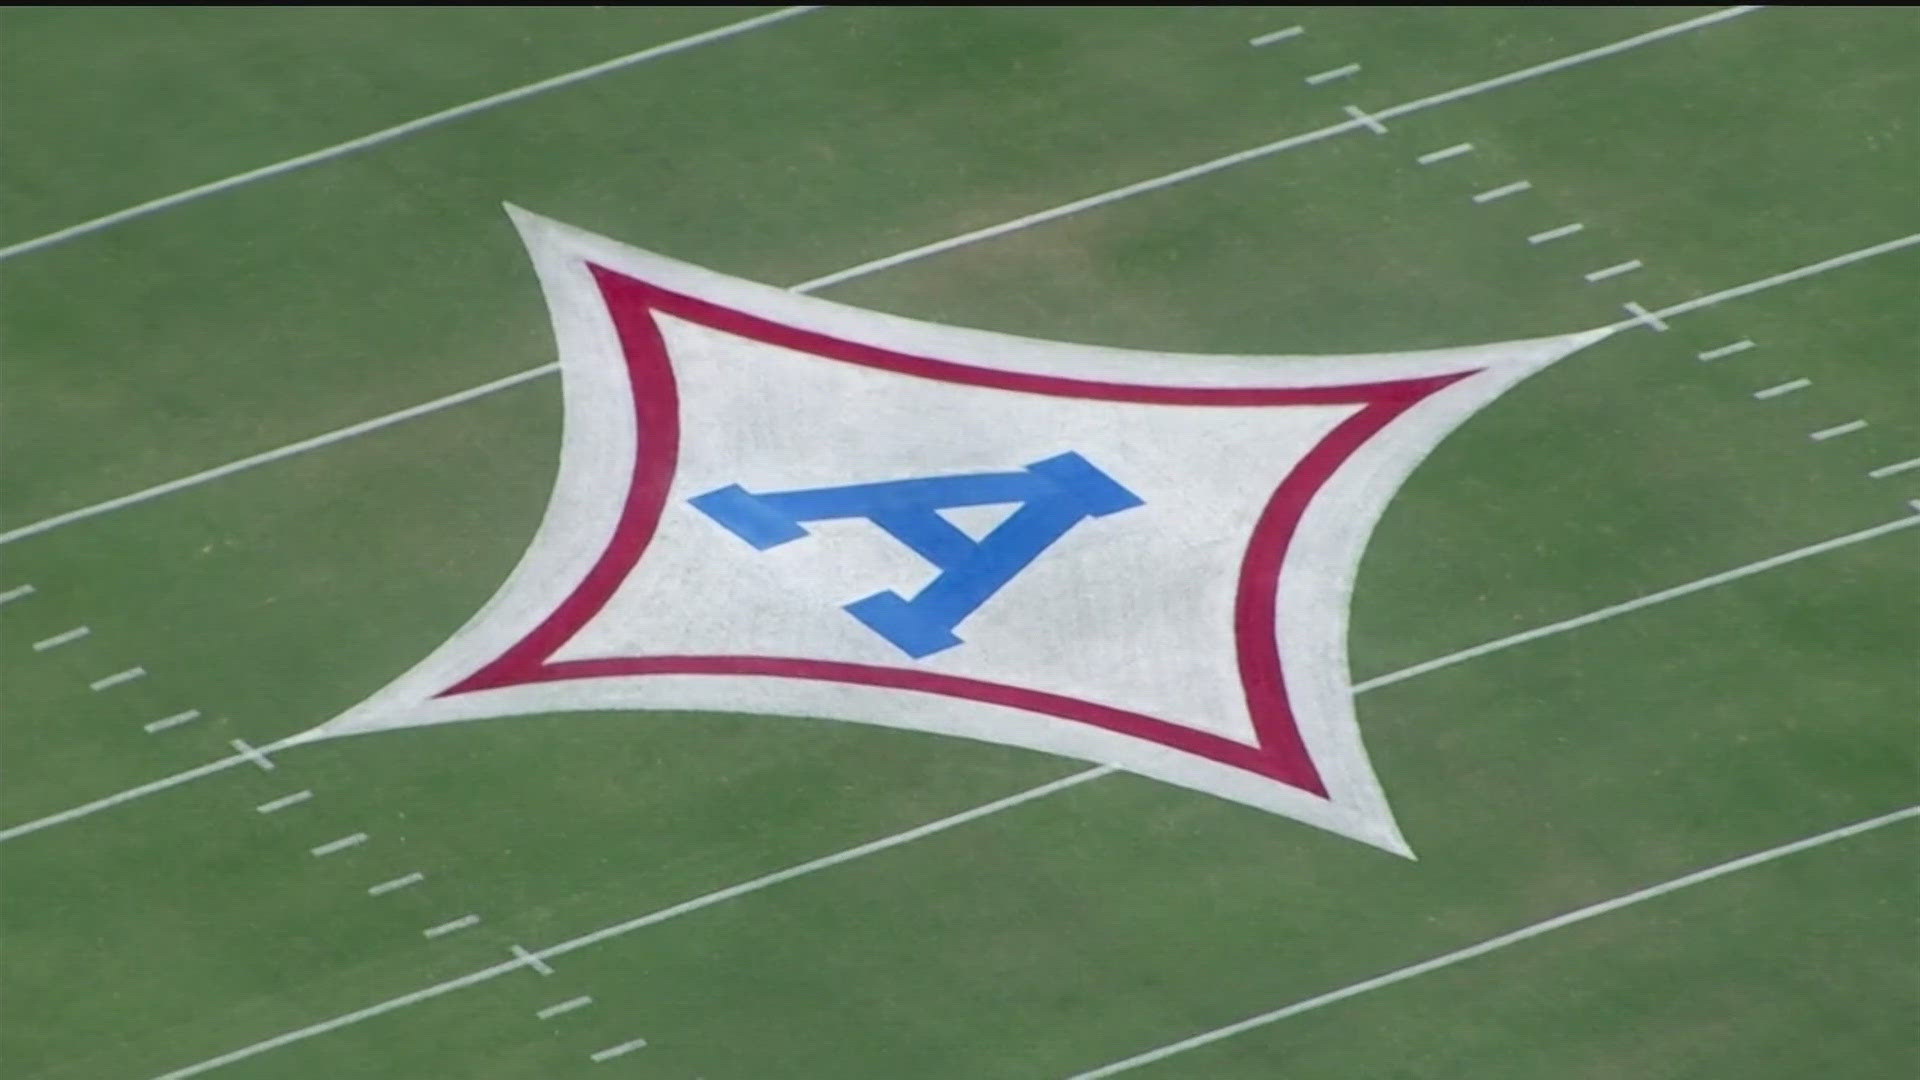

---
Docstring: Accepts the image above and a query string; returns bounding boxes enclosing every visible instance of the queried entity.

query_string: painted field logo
[303,207,1608,855]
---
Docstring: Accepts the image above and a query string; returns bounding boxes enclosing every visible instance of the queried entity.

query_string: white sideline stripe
[256,790,313,814]
[1305,63,1361,85]
[0,583,35,605]
[0,363,558,547]
[1868,456,1920,479]
[1620,302,1667,332]
[1416,142,1473,165]
[1352,512,1920,694]
[1249,26,1303,47]
[536,995,593,1020]
[1698,338,1756,361]
[423,914,480,938]
[1342,105,1387,134]
[229,738,277,771]
[1528,222,1584,244]
[1753,378,1811,400]
[32,625,90,651]
[1584,258,1643,282]
[89,666,145,691]
[1064,804,1920,1079]
[1472,180,1531,203]
[1810,419,1868,441]
[590,1038,648,1063]
[0,8,820,262]
[368,871,425,896]
[144,710,201,734]
[142,766,1112,1079]
[311,833,368,857]
[511,944,553,975]
[0,7,1764,549]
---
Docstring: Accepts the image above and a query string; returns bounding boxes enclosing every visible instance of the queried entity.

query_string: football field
[1,6,1916,1077]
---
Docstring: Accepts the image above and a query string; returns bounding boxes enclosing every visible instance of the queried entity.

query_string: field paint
[142,766,1112,1078]
[0,584,35,605]
[1472,180,1531,203]
[89,666,146,691]
[1620,302,1667,332]
[256,790,313,814]
[310,833,368,857]
[1416,142,1473,165]
[0,9,1766,549]
[1528,222,1584,244]
[1584,258,1643,282]
[1634,233,1920,327]
[1810,419,1868,441]
[229,738,277,771]
[511,945,553,975]
[1697,339,1755,361]
[1249,26,1303,47]
[1353,511,1920,694]
[32,625,90,651]
[367,871,425,896]
[589,1038,648,1062]
[145,709,202,733]
[1065,804,1920,1078]
[1753,378,1810,400]
[0,739,299,843]
[1305,63,1361,85]
[1342,105,1387,134]
[0,363,558,547]
[536,996,593,1019]
[0,8,821,262]
[1868,456,1920,479]
[423,914,480,938]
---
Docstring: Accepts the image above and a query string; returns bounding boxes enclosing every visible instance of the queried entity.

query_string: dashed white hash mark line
[1472,180,1531,203]
[1867,456,1920,479]
[256,791,313,814]
[1305,62,1360,85]
[1584,258,1643,282]
[1698,339,1756,361]
[1810,420,1868,441]
[1528,222,1584,244]
[590,1038,648,1063]
[32,625,90,651]
[1416,142,1473,164]
[0,583,35,605]
[89,666,145,691]
[1753,379,1811,400]
[423,914,481,939]
[368,872,425,897]
[1249,25,1303,47]
[311,833,368,857]
[537,996,593,1020]
[145,710,202,733]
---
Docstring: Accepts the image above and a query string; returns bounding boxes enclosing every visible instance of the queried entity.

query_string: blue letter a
[688,452,1143,658]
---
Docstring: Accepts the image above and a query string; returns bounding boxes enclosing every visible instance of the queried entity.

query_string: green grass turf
[1,6,1914,1079]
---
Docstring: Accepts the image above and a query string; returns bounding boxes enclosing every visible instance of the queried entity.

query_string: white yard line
[1583,258,1643,282]
[0,8,820,262]
[88,666,146,692]
[0,583,36,605]
[1867,456,1920,479]
[368,871,426,897]
[1249,26,1304,47]
[256,790,313,814]
[536,996,593,1020]
[1697,338,1755,361]
[1528,222,1585,244]
[1472,180,1532,203]
[1634,233,1920,327]
[1416,142,1474,165]
[310,833,368,857]
[1305,63,1362,85]
[1753,378,1811,400]
[423,914,481,938]
[1064,804,1920,1079]
[144,710,201,734]
[589,1038,648,1062]
[32,625,90,651]
[1809,419,1869,441]
[1352,511,1920,693]
[0,8,1765,550]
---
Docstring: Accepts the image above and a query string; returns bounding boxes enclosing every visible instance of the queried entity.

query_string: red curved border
[444,264,1469,799]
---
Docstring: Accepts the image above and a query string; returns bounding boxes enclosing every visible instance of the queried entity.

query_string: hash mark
[229,738,275,771]
[1305,62,1360,85]
[33,626,89,651]
[1528,222,1584,244]
[1472,180,1531,203]
[311,833,368,857]
[423,914,480,939]
[0,584,35,606]
[1753,378,1811,400]
[89,666,146,691]
[1810,420,1868,441]
[1416,142,1473,164]
[1622,302,1667,331]
[368,871,425,896]
[1867,456,1920,479]
[256,790,313,814]
[144,709,201,733]
[1697,339,1755,361]
[1249,25,1303,47]
[512,944,553,975]
[590,1038,649,1063]
[1342,104,1387,134]
[537,995,593,1020]
[1584,259,1644,283]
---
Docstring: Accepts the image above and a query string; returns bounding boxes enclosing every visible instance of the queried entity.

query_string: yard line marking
[1528,222,1585,244]
[589,1038,648,1063]
[0,8,821,262]
[1620,302,1667,332]
[1753,378,1811,400]
[143,766,1112,1078]
[32,625,90,651]
[1249,25,1303,47]
[229,738,277,771]
[144,709,202,734]
[311,833,368,857]
[1472,180,1531,203]
[536,996,593,1020]
[256,790,313,814]
[1416,142,1473,165]
[0,9,1765,549]
[0,740,298,843]
[1353,511,1920,694]
[1698,338,1756,361]
[511,945,553,975]
[1637,233,1920,327]
[1868,456,1920,479]
[89,666,146,691]
[0,583,35,605]
[1342,105,1387,134]
[367,871,425,897]
[1064,804,1920,1078]
[1305,63,1361,85]
[1584,258,1643,282]
[423,914,480,939]
[1810,419,1868,441]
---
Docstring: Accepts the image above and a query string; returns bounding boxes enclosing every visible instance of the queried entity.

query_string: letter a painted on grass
[303,206,1614,856]
[691,453,1143,657]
